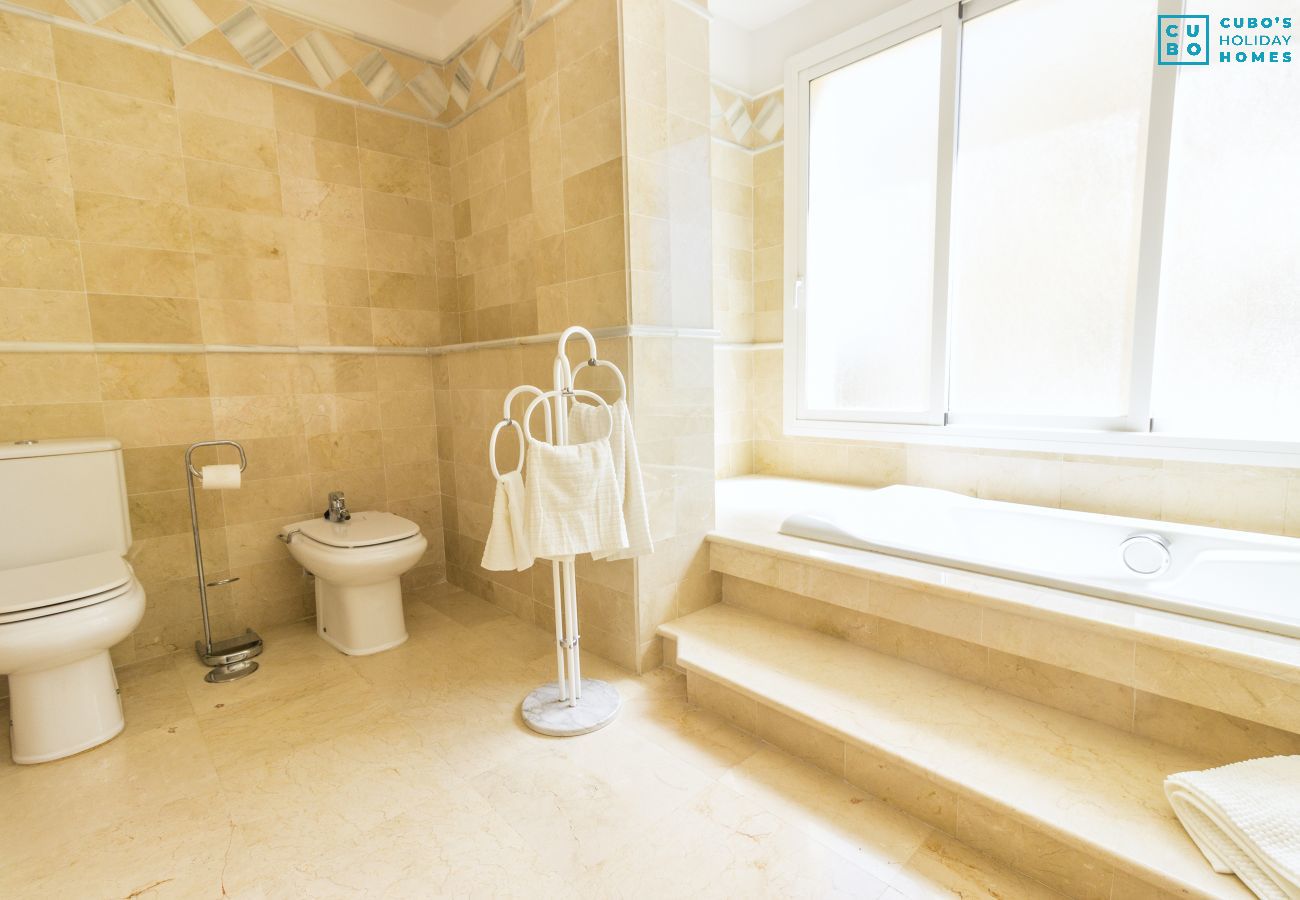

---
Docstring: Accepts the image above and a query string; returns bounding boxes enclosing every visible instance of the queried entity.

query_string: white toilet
[0,438,146,764]
[280,503,426,656]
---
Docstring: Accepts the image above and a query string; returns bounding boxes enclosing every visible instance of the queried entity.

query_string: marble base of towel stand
[522,679,621,736]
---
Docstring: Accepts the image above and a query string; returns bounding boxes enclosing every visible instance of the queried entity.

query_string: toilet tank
[0,438,133,571]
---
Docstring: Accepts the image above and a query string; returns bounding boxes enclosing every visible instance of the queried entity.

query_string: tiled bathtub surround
[751,345,1300,536]
[667,607,1248,900]
[706,488,1300,767]
[707,79,1300,536]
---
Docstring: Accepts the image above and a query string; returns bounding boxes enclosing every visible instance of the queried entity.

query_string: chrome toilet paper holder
[184,440,263,683]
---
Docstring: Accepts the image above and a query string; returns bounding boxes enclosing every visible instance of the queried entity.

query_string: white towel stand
[490,326,624,737]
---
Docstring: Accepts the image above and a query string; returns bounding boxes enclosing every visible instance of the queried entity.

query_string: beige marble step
[660,603,1255,900]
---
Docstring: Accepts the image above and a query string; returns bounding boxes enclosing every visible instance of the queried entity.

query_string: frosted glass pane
[803,28,941,413]
[948,0,1155,417]
[1153,0,1300,441]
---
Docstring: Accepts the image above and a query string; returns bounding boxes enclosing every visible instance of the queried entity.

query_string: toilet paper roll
[200,464,241,490]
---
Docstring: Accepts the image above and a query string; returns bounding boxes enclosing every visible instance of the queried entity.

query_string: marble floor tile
[467,718,716,874]
[721,747,934,886]
[425,584,512,627]
[117,654,196,731]
[585,781,893,899]
[1,716,221,862]
[0,588,1061,899]
[620,677,764,778]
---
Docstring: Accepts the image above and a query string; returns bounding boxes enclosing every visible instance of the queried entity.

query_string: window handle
[794,277,805,309]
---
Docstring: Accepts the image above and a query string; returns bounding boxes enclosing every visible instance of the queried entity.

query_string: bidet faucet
[325,491,351,523]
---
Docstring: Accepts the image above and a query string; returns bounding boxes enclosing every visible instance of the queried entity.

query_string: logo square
[1158,15,1211,65]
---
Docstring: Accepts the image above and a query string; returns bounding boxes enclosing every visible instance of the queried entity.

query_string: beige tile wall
[630,335,718,671]
[0,13,449,678]
[714,345,753,478]
[437,0,642,669]
[624,0,712,331]
[711,141,753,342]
[624,0,718,671]
[751,144,783,343]
[2,0,721,687]
[710,124,780,478]
[447,85,532,344]
[710,86,1300,537]
[531,0,628,336]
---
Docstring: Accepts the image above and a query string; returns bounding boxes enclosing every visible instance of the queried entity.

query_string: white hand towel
[1165,756,1300,900]
[568,398,653,560]
[481,471,533,571]
[524,436,628,560]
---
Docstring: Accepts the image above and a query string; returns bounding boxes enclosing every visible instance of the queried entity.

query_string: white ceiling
[710,0,819,31]
[265,0,513,61]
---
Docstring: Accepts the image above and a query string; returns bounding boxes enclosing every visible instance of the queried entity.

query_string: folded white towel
[568,398,653,560]
[524,437,628,560]
[1166,756,1300,900]
[481,471,533,571]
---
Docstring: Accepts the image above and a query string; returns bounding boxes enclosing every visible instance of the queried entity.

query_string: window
[804,26,942,419]
[948,0,1153,423]
[1152,0,1300,441]
[787,0,1300,462]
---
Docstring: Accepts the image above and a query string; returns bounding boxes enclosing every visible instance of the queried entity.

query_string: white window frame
[783,0,1300,468]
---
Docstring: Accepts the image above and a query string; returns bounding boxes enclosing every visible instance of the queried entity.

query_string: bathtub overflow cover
[1119,533,1171,576]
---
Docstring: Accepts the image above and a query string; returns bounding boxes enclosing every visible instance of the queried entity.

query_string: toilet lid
[0,552,133,620]
[289,512,420,549]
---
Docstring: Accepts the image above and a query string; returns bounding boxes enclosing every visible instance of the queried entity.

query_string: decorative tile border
[3,0,549,125]
[711,83,784,150]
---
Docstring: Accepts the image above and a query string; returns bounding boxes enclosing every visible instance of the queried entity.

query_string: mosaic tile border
[2,0,559,125]
[711,83,784,150]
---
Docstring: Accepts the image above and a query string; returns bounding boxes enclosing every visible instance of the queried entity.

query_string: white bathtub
[780,485,1300,639]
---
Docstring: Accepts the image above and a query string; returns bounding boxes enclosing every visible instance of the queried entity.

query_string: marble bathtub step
[659,604,1253,900]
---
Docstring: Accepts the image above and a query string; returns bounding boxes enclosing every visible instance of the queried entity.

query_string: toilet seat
[286,512,420,549]
[0,552,134,625]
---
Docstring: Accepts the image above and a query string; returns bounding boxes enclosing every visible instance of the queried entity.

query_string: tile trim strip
[0,326,723,357]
